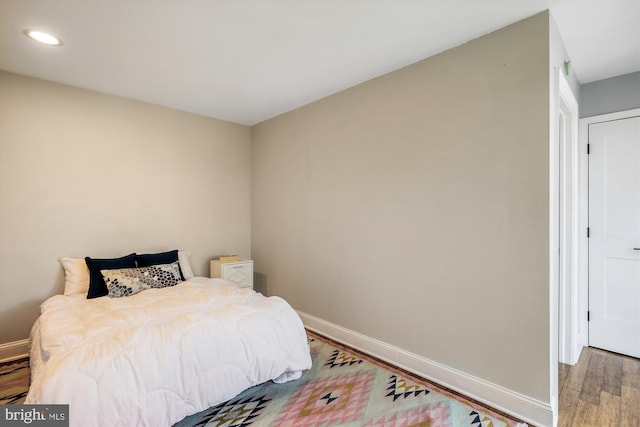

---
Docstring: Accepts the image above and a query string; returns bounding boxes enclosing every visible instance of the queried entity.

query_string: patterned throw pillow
[101,262,182,298]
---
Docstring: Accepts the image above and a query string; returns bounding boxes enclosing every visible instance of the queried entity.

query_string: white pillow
[178,250,194,279]
[60,257,90,296]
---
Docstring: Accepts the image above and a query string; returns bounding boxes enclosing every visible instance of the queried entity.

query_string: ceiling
[0,1,638,126]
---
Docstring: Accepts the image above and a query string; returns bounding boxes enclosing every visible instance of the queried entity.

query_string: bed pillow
[85,253,137,299]
[102,262,182,298]
[136,250,185,280]
[60,257,90,296]
[178,250,194,279]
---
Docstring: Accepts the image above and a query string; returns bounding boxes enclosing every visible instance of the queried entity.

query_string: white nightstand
[210,259,253,289]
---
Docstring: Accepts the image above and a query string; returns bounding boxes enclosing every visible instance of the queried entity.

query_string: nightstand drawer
[210,260,253,289]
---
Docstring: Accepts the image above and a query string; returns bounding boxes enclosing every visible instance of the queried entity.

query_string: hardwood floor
[559,347,640,427]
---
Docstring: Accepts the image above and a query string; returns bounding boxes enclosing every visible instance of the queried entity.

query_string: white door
[589,115,640,357]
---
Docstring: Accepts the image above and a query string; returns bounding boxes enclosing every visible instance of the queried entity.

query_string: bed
[25,252,311,427]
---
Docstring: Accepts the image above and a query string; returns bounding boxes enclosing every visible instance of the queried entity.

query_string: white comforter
[25,278,312,427]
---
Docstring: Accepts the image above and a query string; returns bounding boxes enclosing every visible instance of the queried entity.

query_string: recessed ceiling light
[23,29,63,47]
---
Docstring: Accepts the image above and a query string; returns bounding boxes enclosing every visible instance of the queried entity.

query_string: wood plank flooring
[559,347,640,427]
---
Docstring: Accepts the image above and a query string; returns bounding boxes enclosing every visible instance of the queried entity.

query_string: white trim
[579,108,640,125]
[0,339,29,363]
[299,311,550,427]
[557,69,582,366]
[578,113,590,357]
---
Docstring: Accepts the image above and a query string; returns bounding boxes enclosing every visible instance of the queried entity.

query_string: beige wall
[0,71,251,343]
[252,12,550,403]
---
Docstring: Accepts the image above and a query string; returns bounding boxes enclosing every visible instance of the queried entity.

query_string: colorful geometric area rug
[176,331,528,427]
[0,334,527,426]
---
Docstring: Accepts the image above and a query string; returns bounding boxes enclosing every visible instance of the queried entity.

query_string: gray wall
[0,71,252,343]
[580,71,640,117]
[252,12,550,403]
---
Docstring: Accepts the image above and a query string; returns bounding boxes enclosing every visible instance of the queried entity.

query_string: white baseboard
[298,311,552,427]
[0,339,29,363]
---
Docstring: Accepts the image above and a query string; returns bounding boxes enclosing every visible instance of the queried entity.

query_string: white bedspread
[25,277,312,427]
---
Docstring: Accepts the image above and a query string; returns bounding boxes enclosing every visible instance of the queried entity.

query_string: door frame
[557,72,581,366]
[580,107,640,351]
[550,67,581,426]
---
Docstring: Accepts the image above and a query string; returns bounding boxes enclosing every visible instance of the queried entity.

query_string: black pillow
[136,249,185,281]
[85,253,137,299]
